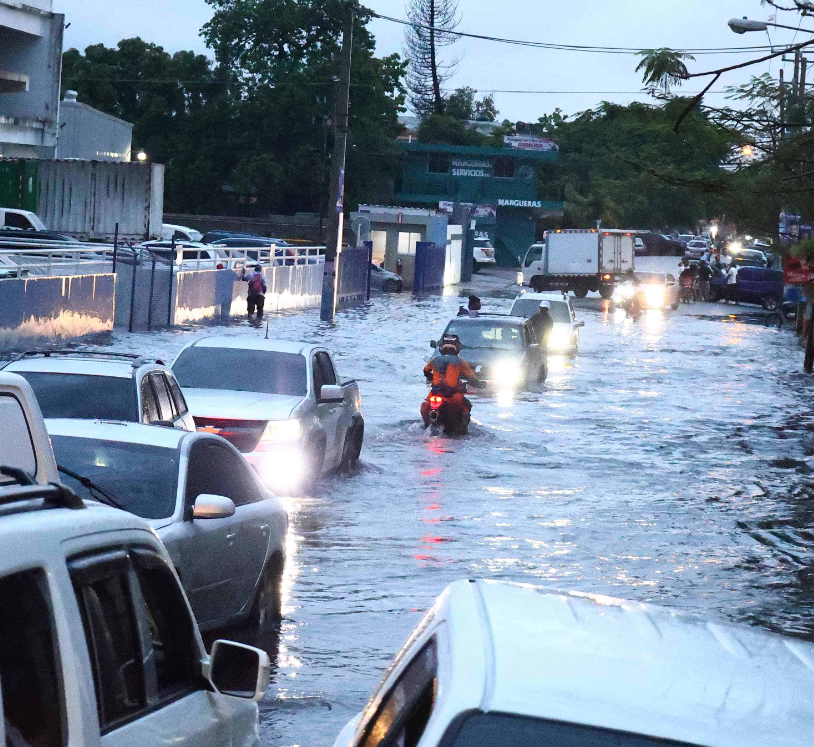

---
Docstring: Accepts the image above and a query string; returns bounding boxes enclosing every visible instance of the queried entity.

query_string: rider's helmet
[439,333,462,355]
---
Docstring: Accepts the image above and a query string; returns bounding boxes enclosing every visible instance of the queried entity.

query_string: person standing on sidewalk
[243,264,267,320]
[697,260,711,302]
[725,262,739,305]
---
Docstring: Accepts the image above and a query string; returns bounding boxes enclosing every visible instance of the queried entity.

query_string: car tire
[599,285,614,300]
[573,285,589,298]
[383,279,398,292]
[531,277,544,293]
[340,418,364,471]
[247,553,284,630]
[537,362,548,382]
[762,295,780,311]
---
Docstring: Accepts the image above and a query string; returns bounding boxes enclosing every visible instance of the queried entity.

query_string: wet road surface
[44,258,814,745]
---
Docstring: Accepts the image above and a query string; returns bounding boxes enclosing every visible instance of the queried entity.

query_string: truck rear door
[547,233,598,275]
[600,233,634,275]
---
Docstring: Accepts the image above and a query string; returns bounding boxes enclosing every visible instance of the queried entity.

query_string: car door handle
[226,532,237,540]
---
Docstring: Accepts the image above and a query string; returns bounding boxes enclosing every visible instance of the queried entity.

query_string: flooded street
[73,259,814,745]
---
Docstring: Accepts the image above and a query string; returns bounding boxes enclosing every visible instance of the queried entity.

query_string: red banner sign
[784,256,813,285]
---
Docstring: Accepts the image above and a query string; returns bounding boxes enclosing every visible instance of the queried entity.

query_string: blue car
[710,266,784,310]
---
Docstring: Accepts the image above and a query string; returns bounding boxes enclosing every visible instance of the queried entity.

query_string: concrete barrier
[0,274,115,350]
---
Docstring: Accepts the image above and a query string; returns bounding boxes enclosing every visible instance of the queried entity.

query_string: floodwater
[62,258,814,745]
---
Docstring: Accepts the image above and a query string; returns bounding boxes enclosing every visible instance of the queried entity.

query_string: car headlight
[644,284,666,308]
[516,271,524,285]
[493,359,524,386]
[613,283,635,301]
[547,328,574,350]
[260,419,303,442]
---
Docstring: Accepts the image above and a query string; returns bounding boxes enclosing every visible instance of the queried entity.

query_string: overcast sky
[58,0,807,120]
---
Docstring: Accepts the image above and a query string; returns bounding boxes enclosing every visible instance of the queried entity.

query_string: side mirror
[208,639,270,702]
[430,340,437,349]
[193,494,236,519]
[574,321,585,328]
[319,384,344,403]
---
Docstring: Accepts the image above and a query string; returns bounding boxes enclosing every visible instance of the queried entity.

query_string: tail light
[429,395,444,407]
[602,274,611,280]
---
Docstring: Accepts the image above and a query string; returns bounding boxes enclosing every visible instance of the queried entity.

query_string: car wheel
[531,277,543,293]
[762,295,779,311]
[573,285,589,298]
[472,263,482,274]
[383,279,397,292]
[538,362,548,382]
[247,554,284,630]
[599,285,614,300]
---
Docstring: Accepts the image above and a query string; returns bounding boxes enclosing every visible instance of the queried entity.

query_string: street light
[136,150,147,162]
[741,144,755,157]
[728,16,814,34]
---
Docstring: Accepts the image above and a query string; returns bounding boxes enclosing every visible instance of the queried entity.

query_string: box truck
[522,229,635,298]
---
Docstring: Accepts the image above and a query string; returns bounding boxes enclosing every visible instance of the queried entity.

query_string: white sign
[497,199,543,208]
[504,136,559,152]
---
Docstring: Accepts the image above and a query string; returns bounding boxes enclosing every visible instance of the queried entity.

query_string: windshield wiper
[57,465,127,511]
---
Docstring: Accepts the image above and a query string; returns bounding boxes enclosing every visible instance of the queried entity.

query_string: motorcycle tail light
[429,395,444,407]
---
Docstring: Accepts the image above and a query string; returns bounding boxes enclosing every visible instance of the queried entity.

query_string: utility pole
[320,3,354,322]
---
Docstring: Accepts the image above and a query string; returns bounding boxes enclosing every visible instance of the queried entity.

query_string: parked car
[201,230,290,247]
[731,248,768,267]
[370,263,403,292]
[333,579,814,747]
[685,240,708,260]
[472,235,496,270]
[162,222,203,242]
[710,266,784,309]
[47,418,288,631]
[138,240,227,270]
[509,291,583,354]
[634,236,646,254]
[171,337,364,491]
[431,314,547,387]
[3,351,195,430]
[0,375,270,747]
[208,236,300,265]
[677,233,696,247]
[0,372,59,484]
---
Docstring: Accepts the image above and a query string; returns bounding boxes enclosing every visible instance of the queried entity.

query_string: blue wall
[0,274,115,350]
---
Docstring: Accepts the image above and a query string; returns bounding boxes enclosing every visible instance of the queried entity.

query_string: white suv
[510,290,583,353]
[3,351,195,430]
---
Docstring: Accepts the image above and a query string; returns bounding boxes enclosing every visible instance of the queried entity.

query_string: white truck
[522,229,635,299]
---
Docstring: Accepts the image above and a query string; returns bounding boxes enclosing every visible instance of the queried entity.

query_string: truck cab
[0,207,47,232]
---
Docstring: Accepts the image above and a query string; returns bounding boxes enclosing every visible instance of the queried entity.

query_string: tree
[445,86,499,122]
[474,94,498,122]
[404,0,460,116]
[636,49,695,95]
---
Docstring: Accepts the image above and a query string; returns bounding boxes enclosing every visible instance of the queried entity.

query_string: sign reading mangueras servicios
[450,158,492,178]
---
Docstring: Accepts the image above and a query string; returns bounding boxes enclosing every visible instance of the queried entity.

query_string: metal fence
[0,240,115,279]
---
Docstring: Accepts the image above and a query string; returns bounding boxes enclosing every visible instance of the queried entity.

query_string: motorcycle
[423,379,485,436]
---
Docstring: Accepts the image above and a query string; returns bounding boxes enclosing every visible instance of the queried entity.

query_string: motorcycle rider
[535,301,554,347]
[421,333,481,428]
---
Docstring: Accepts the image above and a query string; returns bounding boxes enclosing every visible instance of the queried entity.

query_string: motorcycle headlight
[547,328,573,350]
[259,419,303,443]
[493,359,524,387]
[644,284,666,308]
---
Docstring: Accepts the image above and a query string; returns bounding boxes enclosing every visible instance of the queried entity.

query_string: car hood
[458,347,526,371]
[181,389,304,420]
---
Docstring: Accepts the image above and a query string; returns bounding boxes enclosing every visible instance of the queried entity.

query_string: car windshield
[445,321,524,351]
[635,273,666,284]
[449,713,699,747]
[51,436,179,520]
[173,347,308,396]
[511,299,571,323]
[15,372,139,422]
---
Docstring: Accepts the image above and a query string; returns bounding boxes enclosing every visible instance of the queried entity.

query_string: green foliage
[636,49,694,95]
[62,2,407,216]
[417,114,485,145]
[444,86,499,122]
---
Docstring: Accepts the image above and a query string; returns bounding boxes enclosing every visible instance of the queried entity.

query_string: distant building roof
[398,140,558,162]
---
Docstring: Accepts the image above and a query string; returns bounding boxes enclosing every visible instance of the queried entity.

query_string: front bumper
[244,442,307,490]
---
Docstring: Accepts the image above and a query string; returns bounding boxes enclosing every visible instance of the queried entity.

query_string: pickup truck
[171,336,364,491]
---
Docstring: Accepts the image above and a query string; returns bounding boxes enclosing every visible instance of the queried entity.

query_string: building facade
[0,0,63,158]
[395,141,564,265]
[57,91,133,161]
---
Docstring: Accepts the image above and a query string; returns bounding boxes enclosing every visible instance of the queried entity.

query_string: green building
[395,141,564,265]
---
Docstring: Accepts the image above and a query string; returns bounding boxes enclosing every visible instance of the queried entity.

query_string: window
[140,376,160,423]
[70,552,145,730]
[0,393,37,483]
[312,354,327,398]
[186,440,263,509]
[358,638,437,747]
[397,232,422,256]
[427,153,450,174]
[52,436,180,520]
[16,372,140,422]
[315,352,337,386]
[524,245,543,267]
[444,321,524,351]
[493,157,516,179]
[4,212,34,230]
[0,569,64,747]
[166,375,188,416]
[131,550,199,701]
[448,712,700,747]
[150,374,176,422]
[172,348,308,397]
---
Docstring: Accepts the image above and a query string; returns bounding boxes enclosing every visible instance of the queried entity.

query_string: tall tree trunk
[430,1,443,114]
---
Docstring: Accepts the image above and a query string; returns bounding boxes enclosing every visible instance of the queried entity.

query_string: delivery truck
[521,229,635,298]
[0,159,164,242]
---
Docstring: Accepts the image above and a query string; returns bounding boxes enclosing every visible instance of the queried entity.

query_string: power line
[371,12,786,56]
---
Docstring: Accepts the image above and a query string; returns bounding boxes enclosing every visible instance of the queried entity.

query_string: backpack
[248,272,265,295]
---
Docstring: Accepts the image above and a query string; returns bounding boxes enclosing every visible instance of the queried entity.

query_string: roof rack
[0,466,85,510]
[7,350,165,368]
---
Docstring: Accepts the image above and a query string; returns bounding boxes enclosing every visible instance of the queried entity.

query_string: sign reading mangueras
[497,199,543,208]
[450,158,492,177]
[504,136,558,152]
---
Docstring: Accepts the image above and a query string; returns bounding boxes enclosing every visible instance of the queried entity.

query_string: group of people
[678,254,739,304]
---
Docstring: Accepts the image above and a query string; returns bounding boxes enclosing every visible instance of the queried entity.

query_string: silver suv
[3,350,195,430]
